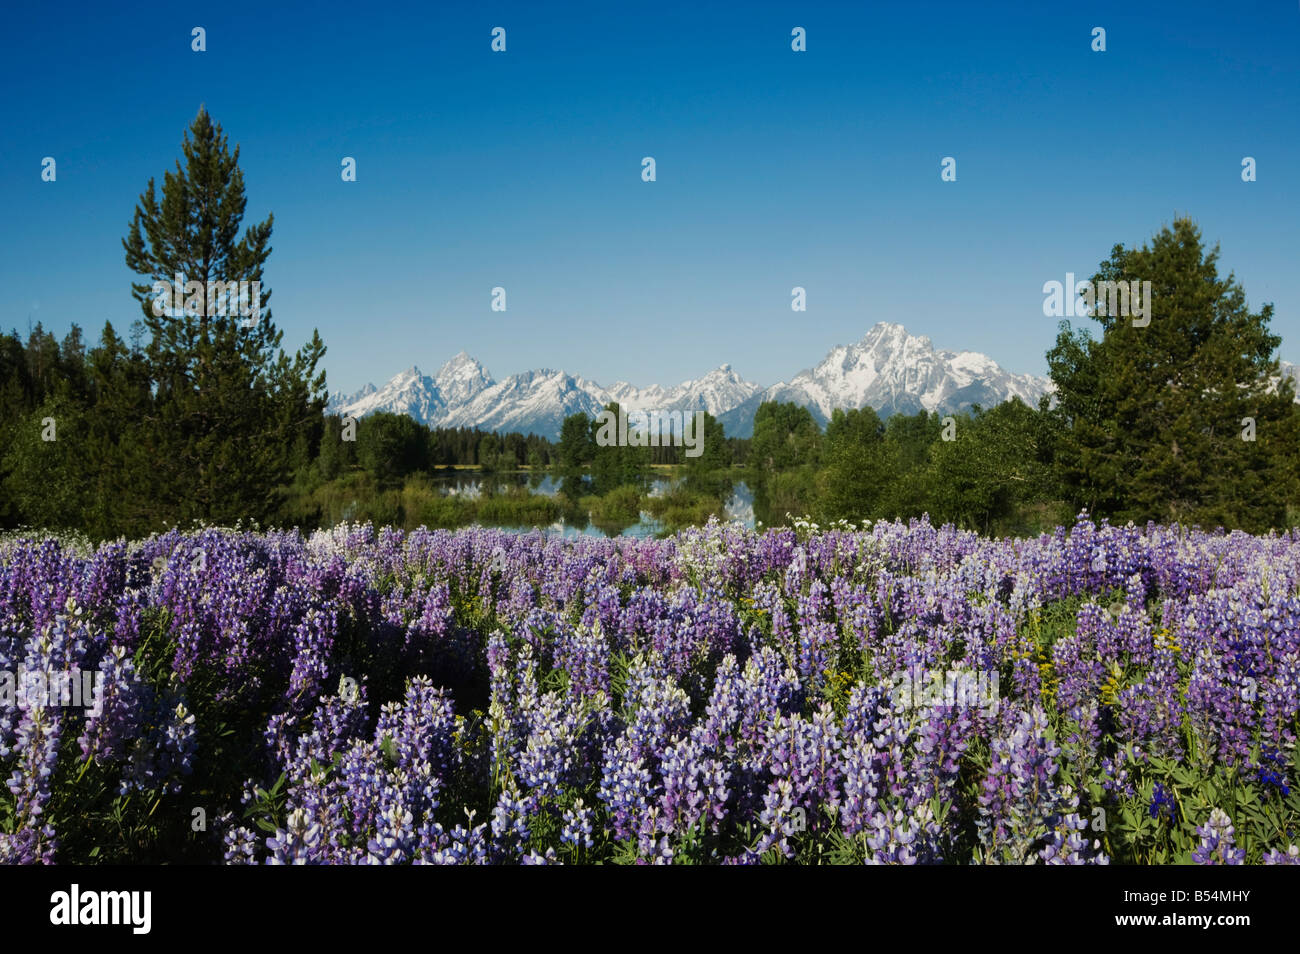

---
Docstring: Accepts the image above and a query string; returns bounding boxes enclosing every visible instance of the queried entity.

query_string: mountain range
[716,323,1051,437]
[328,323,1057,440]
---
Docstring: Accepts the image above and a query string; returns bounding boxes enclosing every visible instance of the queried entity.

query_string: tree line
[745,219,1299,535]
[0,108,553,540]
[2,107,1295,539]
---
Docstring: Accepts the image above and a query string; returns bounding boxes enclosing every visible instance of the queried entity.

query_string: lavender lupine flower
[1036,789,1108,865]
[561,799,595,850]
[976,706,1066,863]
[829,576,880,655]
[766,704,842,822]
[7,518,1300,864]
[641,586,741,701]
[1254,749,1291,797]
[1149,783,1178,823]
[302,678,371,765]
[794,579,836,690]
[1099,743,1144,799]
[2,616,86,864]
[728,647,803,758]
[520,847,560,865]
[1050,628,1106,712]
[121,696,198,794]
[597,657,694,851]
[490,785,536,861]
[267,808,325,865]
[1192,808,1245,865]
[753,777,802,859]
[486,630,512,705]
[515,690,590,800]
[424,817,491,865]
[1263,845,1300,864]
[913,704,975,809]
[1116,653,1185,760]
[286,606,339,717]
[7,704,61,825]
[614,657,693,765]
[1186,647,1257,767]
[366,802,418,864]
[839,736,884,840]
[263,712,296,769]
[0,647,20,759]
[659,735,731,837]
[222,821,259,865]
[77,646,144,763]
[1259,646,1300,753]
[0,824,58,865]
[553,618,611,700]
[599,734,655,842]
[374,677,457,780]
[864,803,942,865]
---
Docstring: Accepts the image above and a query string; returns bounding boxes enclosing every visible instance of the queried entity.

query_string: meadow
[1,514,1297,864]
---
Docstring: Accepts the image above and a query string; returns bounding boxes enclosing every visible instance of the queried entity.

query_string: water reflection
[416,470,755,538]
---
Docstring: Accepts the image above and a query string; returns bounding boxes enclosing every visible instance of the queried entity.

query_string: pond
[419,471,756,538]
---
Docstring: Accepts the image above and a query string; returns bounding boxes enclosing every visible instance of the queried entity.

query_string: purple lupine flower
[1263,845,1300,865]
[561,799,595,850]
[267,808,325,865]
[77,646,144,763]
[976,705,1066,863]
[1192,808,1245,865]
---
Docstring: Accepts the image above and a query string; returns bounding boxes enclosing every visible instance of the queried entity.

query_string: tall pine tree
[1046,217,1298,531]
[122,106,327,529]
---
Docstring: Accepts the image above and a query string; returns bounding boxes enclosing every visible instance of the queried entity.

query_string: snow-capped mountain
[329,323,1051,440]
[607,364,762,418]
[717,323,1052,437]
[331,366,445,422]
[435,351,495,407]
[439,369,613,438]
[328,381,375,407]
[330,359,763,440]
[329,353,496,424]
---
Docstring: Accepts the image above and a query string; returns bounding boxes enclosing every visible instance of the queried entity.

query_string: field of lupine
[2,515,1299,864]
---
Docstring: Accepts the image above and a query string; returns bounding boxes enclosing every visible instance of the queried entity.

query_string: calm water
[426,472,755,538]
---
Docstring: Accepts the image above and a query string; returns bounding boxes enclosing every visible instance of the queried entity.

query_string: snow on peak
[716,324,1052,437]
[435,352,494,406]
[332,324,1049,440]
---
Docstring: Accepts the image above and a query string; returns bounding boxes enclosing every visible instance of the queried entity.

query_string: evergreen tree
[926,400,1047,535]
[557,412,593,470]
[4,397,84,529]
[881,410,942,517]
[122,106,327,529]
[80,322,157,536]
[355,412,426,485]
[750,401,822,472]
[589,403,649,494]
[317,415,356,480]
[478,432,504,472]
[817,406,897,522]
[1046,218,1298,531]
[682,411,730,471]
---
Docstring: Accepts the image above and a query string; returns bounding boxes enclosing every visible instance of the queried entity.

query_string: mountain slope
[330,323,1053,440]
[718,323,1052,437]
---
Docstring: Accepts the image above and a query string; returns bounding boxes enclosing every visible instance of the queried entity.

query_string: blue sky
[2,0,1297,397]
